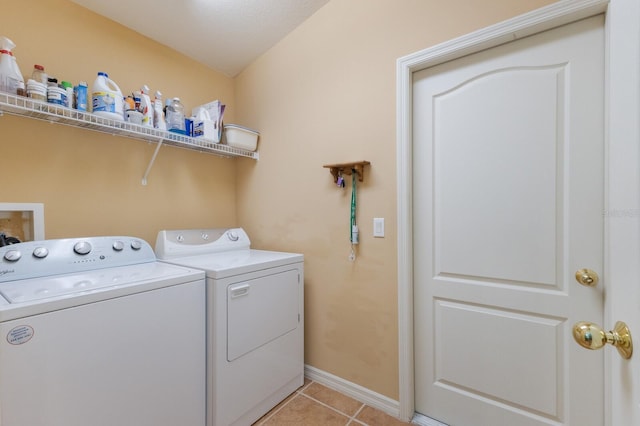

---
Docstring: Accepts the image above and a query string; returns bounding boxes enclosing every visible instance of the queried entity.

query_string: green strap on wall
[350,170,357,242]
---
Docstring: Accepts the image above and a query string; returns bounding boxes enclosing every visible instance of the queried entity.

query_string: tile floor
[253,378,412,426]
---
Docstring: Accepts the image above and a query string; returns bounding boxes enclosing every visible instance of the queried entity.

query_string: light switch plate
[373,218,384,237]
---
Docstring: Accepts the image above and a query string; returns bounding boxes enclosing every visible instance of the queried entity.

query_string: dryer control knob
[227,231,239,241]
[130,240,142,250]
[4,249,21,262]
[112,241,125,251]
[32,247,49,258]
[73,241,92,255]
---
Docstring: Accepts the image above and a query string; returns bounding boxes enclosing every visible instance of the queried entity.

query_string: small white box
[223,124,259,151]
[193,119,220,142]
[193,100,222,123]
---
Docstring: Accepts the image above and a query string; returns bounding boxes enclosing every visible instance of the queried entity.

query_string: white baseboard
[304,364,402,419]
[412,413,449,426]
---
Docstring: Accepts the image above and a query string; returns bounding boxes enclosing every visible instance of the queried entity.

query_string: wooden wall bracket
[323,161,370,183]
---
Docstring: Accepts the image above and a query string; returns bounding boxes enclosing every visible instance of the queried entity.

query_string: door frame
[396,0,640,423]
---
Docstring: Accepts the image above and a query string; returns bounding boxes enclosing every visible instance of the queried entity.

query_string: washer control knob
[73,241,92,255]
[112,241,125,251]
[32,247,49,258]
[130,240,142,250]
[227,231,239,241]
[4,250,21,262]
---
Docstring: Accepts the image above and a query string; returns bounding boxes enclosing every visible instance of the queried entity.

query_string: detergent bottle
[139,85,154,127]
[0,36,24,95]
[91,72,124,121]
[153,90,167,130]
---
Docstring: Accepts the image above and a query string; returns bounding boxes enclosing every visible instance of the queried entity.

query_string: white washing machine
[155,228,304,426]
[0,236,206,426]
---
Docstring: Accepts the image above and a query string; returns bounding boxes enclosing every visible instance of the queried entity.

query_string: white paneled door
[413,15,605,426]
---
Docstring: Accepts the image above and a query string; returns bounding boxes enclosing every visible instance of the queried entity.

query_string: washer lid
[0,261,203,304]
[160,249,303,279]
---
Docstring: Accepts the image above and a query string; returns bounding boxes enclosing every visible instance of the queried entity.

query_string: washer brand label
[7,325,34,345]
[0,269,15,277]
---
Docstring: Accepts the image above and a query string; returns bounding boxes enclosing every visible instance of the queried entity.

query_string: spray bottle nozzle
[0,36,16,51]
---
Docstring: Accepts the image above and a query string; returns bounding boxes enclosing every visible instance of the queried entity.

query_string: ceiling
[71,0,330,77]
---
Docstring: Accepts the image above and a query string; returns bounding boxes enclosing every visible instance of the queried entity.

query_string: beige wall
[2,0,559,405]
[1,0,237,244]
[235,0,556,399]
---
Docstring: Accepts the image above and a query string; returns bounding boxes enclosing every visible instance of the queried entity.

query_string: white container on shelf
[91,72,124,121]
[26,79,47,101]
[223,124,259,151]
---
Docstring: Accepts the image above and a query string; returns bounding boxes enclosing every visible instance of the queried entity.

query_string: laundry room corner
[0,0,567,421]
[234,0,559,405]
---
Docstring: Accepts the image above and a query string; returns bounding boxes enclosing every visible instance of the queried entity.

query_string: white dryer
[155,228,304,426]
[0,236,206,426]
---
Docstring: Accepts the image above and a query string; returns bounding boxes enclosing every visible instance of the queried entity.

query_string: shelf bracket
[323,161,370,183]
[142,139,165,185]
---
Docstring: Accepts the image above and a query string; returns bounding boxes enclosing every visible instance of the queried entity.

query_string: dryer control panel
[155,228,251,259]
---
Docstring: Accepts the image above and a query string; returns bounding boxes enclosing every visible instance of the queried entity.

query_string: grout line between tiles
[253,400,287,425]
[254,384,308,425]
[254,380,386,426]
[350,403,367,424]
[299,380,314,393]
[298,392,366,425]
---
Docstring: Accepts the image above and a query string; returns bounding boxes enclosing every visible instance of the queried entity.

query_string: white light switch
[373,218,385,238]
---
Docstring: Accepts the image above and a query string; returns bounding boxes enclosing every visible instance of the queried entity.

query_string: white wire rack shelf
[0,92,259,184]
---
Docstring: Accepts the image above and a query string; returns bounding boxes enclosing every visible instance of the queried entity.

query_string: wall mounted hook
[323,161,370,184]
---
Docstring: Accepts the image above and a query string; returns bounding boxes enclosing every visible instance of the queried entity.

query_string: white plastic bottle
[31,64,47,84]
[166,97,186,133]
[74,81,88,111]
[91,72,124,121]
[0,36,24,95]
[153,90,167,130]
[139,85,154,127]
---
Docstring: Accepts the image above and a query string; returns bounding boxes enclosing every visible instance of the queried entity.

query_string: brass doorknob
[572,321,633,359]
[575,268,599,287]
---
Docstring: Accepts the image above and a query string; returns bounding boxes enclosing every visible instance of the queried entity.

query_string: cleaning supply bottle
[9,40,24,96]
[139,85,153,127]
[91,72,124,121]
[0,36,24,95]
[61,81,73,108]
[133,90,141,112]
[153,90,166,130]
[46,77,66,106]
[166,97,186,134]
[74,81,88,111]
[31,64,47,84]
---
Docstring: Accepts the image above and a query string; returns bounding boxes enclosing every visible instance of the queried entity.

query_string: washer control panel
[0,236,154,283]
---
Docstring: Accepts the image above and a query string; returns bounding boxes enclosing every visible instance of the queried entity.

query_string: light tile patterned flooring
[253,378,412,426]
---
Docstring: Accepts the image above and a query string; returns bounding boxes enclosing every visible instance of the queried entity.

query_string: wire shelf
[0,92,259,160]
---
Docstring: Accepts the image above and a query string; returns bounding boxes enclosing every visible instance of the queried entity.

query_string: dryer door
[227,268,300,361]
